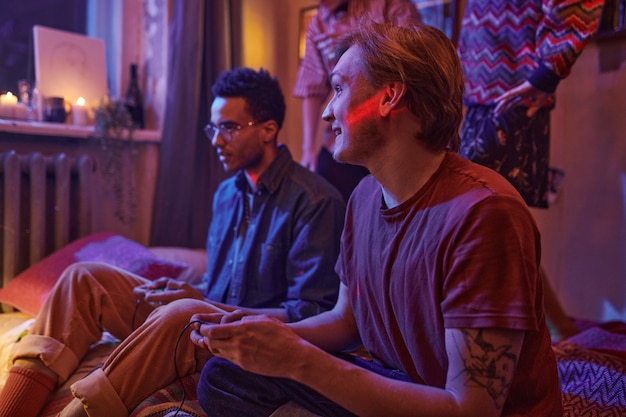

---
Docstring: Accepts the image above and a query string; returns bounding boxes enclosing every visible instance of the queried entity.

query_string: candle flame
[77,97,86,106]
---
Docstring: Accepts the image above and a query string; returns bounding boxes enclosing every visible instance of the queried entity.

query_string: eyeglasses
[204,120,264,142]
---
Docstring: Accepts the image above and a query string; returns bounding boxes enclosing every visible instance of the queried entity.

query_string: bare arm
[541,267,578,340]
[193,284,359,352]
[277,327,524,417]
[300,95,327,171]
[289,283,361,351]
[200,285,525,417]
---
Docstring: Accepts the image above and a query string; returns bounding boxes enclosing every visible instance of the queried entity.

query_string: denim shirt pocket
[254,241,288,298]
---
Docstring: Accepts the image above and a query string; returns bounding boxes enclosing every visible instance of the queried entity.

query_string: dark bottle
[125,64,145,129]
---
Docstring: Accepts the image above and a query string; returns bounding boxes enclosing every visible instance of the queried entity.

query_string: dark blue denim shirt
[203,145,345,322]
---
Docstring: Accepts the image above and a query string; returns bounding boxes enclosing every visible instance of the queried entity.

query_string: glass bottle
[125,63,145,129]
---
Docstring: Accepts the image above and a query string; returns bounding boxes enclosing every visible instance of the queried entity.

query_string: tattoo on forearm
[457,329,517,409]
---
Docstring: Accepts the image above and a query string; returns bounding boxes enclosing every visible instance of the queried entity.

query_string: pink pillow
[0,232,188,316]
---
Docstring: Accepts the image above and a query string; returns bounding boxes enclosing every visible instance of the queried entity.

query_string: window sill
[0,118,161,143]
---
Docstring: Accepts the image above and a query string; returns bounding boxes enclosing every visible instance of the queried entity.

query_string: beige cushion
[149,247,208,286]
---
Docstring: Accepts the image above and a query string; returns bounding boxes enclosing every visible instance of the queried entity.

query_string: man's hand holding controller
[132,276,204,307]
[188,310,251,350]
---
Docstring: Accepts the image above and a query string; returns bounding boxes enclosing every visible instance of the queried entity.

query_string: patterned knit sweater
[458,0,604,105]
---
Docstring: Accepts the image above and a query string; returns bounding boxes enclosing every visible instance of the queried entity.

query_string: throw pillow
[0,232,188,316]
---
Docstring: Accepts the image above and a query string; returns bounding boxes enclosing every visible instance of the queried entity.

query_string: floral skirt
[459,105,551,208]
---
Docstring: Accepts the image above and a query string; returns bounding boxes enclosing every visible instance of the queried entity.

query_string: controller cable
[130,296,203,416]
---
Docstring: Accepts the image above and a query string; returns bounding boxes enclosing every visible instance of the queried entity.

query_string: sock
[58,397,89,417]
[0,365,56,417]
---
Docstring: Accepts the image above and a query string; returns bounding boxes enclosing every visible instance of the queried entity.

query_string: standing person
[457,0,604,339]
[293,0,420,201]
[0,67,345,417]
[191,22,562,417]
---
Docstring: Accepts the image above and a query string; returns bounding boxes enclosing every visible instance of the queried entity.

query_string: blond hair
[336,22,464,151]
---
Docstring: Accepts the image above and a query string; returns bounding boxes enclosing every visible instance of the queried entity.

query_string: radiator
[0,150,95,296]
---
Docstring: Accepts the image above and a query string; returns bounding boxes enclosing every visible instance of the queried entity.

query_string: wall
[534,37,626,322]
[240,0,319,162]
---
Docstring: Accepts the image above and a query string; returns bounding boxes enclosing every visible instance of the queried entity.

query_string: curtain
[150,0,241,247]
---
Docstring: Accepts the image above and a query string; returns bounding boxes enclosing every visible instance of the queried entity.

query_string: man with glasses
[0,67,345,417]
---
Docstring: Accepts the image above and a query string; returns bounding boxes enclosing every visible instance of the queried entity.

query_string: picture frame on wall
[596,0,626,40]
[299,6,319,61]
[413,0,462,44]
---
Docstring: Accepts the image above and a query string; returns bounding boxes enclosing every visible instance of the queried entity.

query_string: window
[0,0,87,95]
[0,0,167,131]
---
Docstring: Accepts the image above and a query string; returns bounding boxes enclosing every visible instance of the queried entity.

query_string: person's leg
[541,266,578,341]
[460,105,551,208]
[197,357,353,417]
[65,298,217,417]
[316,146,369,202]
[198,354,412,417]
[0,262,150,417]
[499,106,550,208]
[0,363,57,417]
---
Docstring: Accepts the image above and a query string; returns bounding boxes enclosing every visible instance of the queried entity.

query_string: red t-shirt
[337,151,562,416]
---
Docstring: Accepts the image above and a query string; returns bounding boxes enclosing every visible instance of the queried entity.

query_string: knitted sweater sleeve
[530,0,604,92]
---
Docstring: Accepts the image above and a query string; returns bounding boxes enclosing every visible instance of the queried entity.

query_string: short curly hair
[211,67,286,129]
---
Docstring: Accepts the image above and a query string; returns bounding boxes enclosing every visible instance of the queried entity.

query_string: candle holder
[42,97,67,123]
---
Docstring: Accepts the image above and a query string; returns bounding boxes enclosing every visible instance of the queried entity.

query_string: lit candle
[0,92,17,119]
[72,97,89,126]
